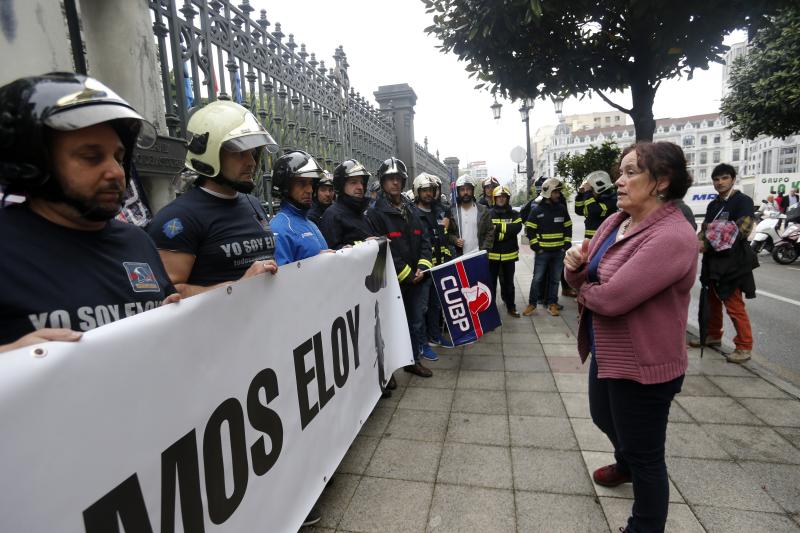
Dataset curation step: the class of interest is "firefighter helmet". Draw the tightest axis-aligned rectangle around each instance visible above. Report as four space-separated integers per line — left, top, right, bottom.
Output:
185 99 277 178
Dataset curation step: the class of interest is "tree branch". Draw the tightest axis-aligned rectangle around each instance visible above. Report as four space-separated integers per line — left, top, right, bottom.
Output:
595 90 632 114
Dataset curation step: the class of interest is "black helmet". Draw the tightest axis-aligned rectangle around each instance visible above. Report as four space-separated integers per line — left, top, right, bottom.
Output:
376 157 408 184
333 159 371 193
0 72 157 191
271 150 325 192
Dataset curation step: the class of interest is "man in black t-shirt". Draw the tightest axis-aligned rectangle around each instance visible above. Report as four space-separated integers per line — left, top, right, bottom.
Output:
0 73 177 352
149 100 280 297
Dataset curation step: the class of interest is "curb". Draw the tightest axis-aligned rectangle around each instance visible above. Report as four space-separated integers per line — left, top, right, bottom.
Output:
686 322 800 401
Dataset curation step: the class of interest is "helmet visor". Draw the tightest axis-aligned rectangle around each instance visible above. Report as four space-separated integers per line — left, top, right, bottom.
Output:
294 157 325 179
223 131 278 153
44 103 158 149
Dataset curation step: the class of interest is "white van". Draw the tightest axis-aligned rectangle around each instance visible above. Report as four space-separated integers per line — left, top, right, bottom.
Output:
683 183 749 217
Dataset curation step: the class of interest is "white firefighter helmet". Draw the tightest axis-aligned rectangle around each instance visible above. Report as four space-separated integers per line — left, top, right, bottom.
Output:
540 177 564 200
412 172 439 198
185 100 278 177
402 189 415 202
455 174 474 189
586 170 614 194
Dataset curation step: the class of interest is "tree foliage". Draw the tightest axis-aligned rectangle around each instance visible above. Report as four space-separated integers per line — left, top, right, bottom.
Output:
555 141 621 190
423 0 786 141
721 7 800 140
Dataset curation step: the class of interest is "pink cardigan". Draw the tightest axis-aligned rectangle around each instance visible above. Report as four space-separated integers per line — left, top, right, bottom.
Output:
565 202 697 384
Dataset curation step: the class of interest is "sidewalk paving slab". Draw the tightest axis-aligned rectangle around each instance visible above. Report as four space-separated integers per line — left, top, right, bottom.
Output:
301 263 800 533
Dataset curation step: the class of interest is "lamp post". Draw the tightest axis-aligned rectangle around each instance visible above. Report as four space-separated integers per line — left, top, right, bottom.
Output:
490 96 535 198
519 99 535 198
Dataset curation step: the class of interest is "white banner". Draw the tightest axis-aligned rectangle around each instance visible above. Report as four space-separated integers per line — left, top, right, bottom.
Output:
0 240 412 533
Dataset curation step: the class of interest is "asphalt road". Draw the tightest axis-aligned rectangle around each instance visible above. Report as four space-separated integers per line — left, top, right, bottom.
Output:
688 252 800 386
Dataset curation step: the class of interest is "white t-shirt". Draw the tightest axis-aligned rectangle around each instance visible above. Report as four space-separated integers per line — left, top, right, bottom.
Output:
459 203 479 254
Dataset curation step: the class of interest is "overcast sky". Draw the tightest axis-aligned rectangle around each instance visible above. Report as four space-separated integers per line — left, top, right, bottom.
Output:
252 0 746 181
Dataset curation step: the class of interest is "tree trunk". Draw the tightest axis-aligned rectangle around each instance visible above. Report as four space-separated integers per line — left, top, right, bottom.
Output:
630 80 656 142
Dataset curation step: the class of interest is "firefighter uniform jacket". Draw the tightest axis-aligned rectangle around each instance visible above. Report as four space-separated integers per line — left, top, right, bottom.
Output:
575 190 618 237
412 204 452 266
525 200 573 252
366 194 433 284
488 204 522 262
319 194 373 250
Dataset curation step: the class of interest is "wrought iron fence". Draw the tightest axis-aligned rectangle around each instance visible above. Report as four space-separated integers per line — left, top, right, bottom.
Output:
149 0 447 205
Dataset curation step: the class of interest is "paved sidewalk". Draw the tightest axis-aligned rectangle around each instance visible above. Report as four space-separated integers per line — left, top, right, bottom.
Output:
303 254 800 532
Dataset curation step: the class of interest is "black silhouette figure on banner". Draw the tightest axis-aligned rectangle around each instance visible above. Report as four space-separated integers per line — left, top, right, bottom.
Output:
373 300 388 392
364 238 388 293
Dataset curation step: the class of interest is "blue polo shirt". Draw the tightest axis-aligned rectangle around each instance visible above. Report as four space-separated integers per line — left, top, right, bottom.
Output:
271 201 328 266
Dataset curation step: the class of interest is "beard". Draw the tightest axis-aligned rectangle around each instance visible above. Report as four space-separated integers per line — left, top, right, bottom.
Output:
41 170 124 221
211 173 255 194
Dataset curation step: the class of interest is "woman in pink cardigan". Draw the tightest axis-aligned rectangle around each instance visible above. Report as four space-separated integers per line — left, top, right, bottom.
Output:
564 142 697 533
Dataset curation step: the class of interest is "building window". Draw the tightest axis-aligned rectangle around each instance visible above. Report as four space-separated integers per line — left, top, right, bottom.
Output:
700 152 707 164
713 135 721 144
762 150 772 173
683 136 694 147
700 135 707 145
713 151 720 164
686 152 695 164
699 168 707 179
615 116 620 122
732 148 740 161
779 146 797 173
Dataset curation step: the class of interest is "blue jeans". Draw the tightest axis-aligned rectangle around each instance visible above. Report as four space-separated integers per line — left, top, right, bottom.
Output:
424 280 441 340
529 250 564 305
588 356 684 533
402 278 430 362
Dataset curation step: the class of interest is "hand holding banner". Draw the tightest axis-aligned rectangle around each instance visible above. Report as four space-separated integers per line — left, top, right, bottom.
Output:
429 250 502 346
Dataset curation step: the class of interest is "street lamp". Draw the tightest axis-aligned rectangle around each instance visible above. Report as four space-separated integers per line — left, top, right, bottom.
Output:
491 98 503 120
490 96 535 198
552 96 565 116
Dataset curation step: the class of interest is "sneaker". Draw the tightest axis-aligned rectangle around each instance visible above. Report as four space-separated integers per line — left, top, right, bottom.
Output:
562 287 578 297
404 362 433 377
381 389 392 399
507 308 521 318
428 335 452 348
548 303 561 316
421 344 439 361
689 337 721 348
302 505 322 526
593 464 631 487
522 304 537 316
386 375 397 390
726 349 751 364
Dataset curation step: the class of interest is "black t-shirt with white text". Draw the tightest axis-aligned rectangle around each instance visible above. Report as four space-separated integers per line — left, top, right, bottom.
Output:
148 187 276 285
0 204 175 345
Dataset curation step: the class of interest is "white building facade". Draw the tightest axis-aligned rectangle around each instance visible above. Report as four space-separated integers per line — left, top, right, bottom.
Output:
465 160 489 184
536 112 749 185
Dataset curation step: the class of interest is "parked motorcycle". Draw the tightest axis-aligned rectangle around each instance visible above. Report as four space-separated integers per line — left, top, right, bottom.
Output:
751 208 784 254
772 203 800 264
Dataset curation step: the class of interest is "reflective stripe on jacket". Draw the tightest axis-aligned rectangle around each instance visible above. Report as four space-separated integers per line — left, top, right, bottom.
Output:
525 200 572 250
488 205 522 262
366 194 432 283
